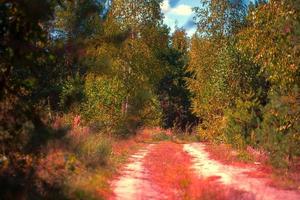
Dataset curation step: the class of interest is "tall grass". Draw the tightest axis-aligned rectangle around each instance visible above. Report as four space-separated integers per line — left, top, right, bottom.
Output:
76 134 112 167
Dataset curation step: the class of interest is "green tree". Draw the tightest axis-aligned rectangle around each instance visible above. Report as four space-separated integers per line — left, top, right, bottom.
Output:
187 0 267 141
237 0 300 166
157 28 197 130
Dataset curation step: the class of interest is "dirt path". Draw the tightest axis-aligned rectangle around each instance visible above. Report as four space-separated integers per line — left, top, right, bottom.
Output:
110 144 160 200
184 143 300 200
110 142 300 200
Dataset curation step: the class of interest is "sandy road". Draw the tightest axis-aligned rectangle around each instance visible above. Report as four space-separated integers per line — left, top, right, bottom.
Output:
184 143 300 200
110 144 162 200
110 142 300 200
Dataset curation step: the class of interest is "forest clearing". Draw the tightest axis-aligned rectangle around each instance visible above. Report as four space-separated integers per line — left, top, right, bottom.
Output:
1 0 300 199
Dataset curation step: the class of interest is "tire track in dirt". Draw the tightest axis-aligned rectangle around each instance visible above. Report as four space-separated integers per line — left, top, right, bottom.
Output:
110 144 161 200
184 143 300 200
110 142 300 200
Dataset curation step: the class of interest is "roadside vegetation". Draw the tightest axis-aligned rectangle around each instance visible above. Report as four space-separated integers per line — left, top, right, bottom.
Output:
187 0 300 169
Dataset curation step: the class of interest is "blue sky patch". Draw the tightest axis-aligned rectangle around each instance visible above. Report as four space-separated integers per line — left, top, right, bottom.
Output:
161 0 200 36
161 0 251 37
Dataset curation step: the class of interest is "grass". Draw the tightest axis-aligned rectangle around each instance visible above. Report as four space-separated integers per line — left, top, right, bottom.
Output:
66 132 145 199
33 122 149 200
144 141 250 200
149 128 201 144
204 142 300 191
76 134 112 167
151 131 171 141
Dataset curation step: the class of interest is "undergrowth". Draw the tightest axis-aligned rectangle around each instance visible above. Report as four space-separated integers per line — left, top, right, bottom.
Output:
144 142 253 200
8 116 147 200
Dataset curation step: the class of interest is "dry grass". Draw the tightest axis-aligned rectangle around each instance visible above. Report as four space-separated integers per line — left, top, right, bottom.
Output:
35 124 151 199
204 142 300 191
144 141 250 200
68 131 146 199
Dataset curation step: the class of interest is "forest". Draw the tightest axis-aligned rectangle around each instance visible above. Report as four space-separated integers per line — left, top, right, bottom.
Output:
0 0 299 199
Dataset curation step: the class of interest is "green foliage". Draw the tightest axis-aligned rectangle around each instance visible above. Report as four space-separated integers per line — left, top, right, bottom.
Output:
196 118 226 143
0 0 59 152
257 88 300 167
189 0 299 168
54 0 104 37
111 0 163 32
77 2 167 136
2 0 300 199
224 94 262 149
237 150 254 163
0 0 173 198
81 74 125 127
73 189 99 200
60 75 85 111
158 28 197 130
237 0 300 90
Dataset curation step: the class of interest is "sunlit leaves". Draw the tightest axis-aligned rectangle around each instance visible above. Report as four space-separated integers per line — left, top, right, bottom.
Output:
111 0 163 31
237 0 300 90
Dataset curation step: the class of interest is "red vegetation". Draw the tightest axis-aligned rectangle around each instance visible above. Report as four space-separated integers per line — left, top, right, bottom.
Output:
144 142 250 200
202 143 249 167
111 128 153 157
203 143 300 191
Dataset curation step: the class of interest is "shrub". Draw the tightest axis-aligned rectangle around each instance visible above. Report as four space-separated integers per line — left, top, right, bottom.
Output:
224 94 261 149
73 189 99 200
36 149 79 196
0 152 39 199
60 76 85 112
113 116 139 138
152 131 171 141
76 134 112 168
237 150 254 163
257 88 300 168
196 117 226 143
81 74 125 131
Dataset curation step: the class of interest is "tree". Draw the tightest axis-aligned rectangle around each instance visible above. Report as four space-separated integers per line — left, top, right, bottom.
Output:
76 0 167 135
237 0 300 91
0 0 59 152
157 28 197 131
187 0 266 141
237 0 300 165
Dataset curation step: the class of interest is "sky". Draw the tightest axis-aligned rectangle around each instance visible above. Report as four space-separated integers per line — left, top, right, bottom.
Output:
161 0 251 37
161 0 199 36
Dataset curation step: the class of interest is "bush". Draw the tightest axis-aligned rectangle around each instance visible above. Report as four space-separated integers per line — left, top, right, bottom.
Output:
35 149 79 198
152 131 171 141
196 117 226 143
112 116 138 138
76 134 112 168
257 88 300 168
81 74 126 131
36 150 68 187
224 94 261 149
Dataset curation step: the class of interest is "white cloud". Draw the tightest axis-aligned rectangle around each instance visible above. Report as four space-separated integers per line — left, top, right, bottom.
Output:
160 1 196 36
161 1 192 16
186 27 196 37
171 5 192 16
161 0 170 13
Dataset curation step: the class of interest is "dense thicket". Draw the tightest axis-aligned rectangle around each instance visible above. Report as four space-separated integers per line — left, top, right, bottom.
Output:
187 0 300 167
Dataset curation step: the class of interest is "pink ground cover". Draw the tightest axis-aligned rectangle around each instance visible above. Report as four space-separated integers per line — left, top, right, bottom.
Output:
144 142 248 200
